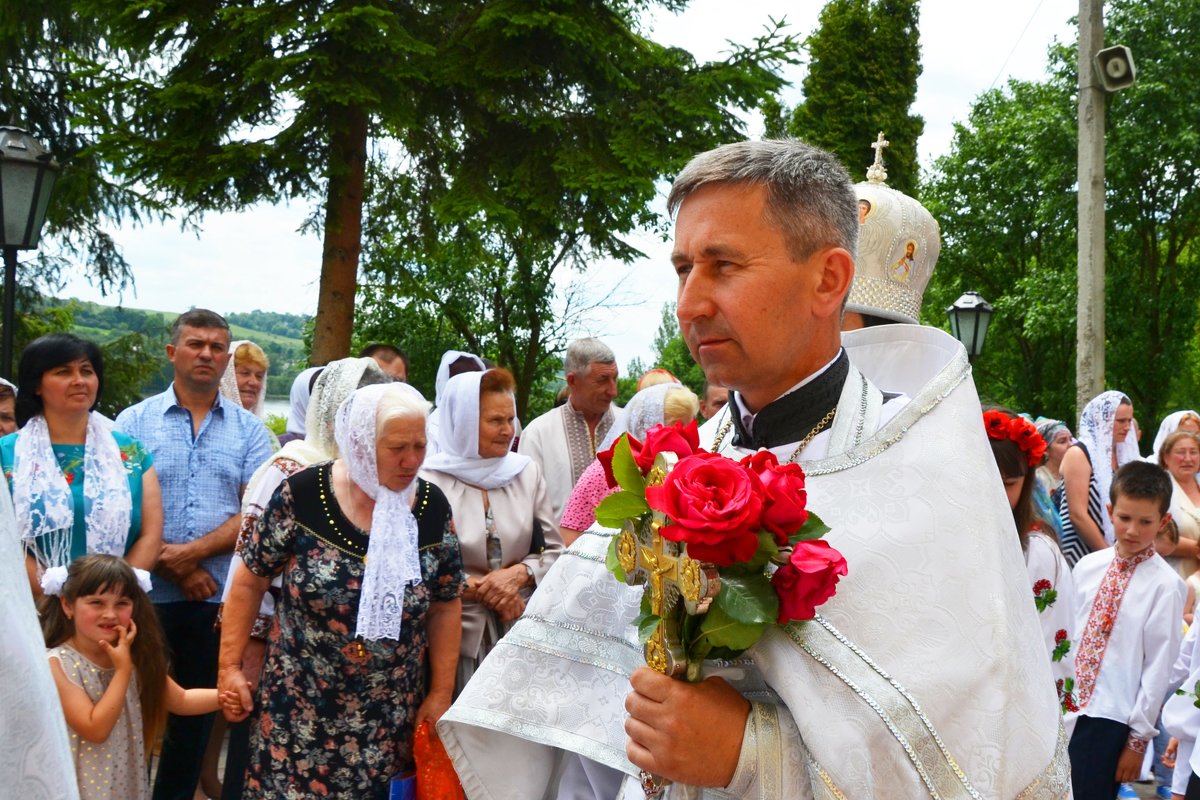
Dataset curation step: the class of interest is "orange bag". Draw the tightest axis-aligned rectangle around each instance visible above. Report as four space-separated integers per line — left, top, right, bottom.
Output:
413 720 466 800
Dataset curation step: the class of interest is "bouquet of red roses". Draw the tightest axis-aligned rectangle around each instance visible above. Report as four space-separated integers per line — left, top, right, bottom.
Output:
595 419 847 680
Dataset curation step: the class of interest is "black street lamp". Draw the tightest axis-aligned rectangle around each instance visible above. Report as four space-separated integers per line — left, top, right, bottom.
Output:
947 291 995 363
0 125 59 380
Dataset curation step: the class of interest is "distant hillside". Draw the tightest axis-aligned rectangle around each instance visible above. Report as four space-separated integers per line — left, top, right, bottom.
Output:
46 298 311 399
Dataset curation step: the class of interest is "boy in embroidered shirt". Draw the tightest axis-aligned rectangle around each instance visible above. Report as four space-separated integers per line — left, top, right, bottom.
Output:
1069 461 1187 800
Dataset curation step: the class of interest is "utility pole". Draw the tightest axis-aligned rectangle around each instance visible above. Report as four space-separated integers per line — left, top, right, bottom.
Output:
1076 0 1105 418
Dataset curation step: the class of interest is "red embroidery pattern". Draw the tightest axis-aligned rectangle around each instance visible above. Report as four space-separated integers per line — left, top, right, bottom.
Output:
1074 548 1156 708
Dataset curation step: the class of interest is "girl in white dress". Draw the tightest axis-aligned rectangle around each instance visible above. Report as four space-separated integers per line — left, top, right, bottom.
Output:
984 408 1078 721
42 555 226 800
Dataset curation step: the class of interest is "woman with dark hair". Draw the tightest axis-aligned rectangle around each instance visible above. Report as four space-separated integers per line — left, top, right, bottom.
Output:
420 368 562 691
0 334 163 595
983 408 1077 721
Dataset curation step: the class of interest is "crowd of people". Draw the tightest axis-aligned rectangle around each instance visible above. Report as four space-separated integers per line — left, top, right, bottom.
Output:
4 135 1200 800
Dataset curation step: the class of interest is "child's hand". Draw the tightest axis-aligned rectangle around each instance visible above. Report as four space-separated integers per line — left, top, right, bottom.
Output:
99 620 138 672
219 689 251 722
1115 744 1144 783
1163 737 1179 768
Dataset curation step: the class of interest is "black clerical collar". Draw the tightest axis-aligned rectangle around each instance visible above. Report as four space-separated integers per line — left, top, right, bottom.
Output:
730 350 849 450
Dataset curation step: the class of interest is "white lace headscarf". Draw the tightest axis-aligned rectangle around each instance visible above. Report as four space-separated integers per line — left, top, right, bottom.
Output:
1077 390 1137 542
13 412 131 572
218 340 268 418
422 372 530 489
285 366 324 436
598 382 684 451
335 382 431 641
243 357 391 506
1149 410 1200 464
434 350 486 407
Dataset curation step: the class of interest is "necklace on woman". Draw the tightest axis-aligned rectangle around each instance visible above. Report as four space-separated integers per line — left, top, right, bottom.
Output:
712 405 838 464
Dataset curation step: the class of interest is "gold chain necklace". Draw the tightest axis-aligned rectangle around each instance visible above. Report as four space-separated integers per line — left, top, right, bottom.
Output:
712 404 838 464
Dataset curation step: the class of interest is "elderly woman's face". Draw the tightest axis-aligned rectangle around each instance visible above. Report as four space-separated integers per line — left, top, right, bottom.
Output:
478 391 516 459
1165 436 1200 480
375 415 427 492
1048 430 1072 465
235 362 266 410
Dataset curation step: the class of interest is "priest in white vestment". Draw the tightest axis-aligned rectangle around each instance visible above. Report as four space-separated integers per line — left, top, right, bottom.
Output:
519 337 620 524
439 139 1068 799
0 478 80 800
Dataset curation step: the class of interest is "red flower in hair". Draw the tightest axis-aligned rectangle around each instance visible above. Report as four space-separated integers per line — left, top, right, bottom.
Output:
982 411 1047 468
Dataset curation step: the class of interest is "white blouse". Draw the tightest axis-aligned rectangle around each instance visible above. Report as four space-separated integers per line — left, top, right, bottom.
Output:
1025 532 1076 711
1070 548 1186 742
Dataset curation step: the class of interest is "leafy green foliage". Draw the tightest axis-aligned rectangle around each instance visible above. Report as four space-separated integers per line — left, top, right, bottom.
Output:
922 0 1200 426
693 603 767 653
594 492 650 529
712 573 779 625
791 511 830 543
766 0 924 194
611 435 646 494
605 534 626 583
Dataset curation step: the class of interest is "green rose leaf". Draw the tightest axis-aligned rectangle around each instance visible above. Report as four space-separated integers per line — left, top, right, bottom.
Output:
714 573 779 625
595 491 650 529
606 534 626 582
695 602 767 652
612 435 646 494
635 612 662 645
790 511 831 543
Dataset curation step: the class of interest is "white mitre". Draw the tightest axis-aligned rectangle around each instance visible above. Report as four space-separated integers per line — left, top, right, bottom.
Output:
438 325 1068 800
848 132 941 324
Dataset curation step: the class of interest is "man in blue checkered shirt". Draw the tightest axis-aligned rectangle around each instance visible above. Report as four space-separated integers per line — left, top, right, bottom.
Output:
116 308 272 800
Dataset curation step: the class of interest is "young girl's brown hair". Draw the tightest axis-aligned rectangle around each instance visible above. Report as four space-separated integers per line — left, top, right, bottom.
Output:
41 554 170 757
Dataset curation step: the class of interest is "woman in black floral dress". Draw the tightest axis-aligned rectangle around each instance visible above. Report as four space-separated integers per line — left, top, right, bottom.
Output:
218 384 464 799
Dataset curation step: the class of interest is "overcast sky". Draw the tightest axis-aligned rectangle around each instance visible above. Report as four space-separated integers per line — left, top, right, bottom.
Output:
50 0 1077 371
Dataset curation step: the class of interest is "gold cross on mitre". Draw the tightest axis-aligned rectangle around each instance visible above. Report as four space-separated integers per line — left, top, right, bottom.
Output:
615 452 720 678
867 130 890 185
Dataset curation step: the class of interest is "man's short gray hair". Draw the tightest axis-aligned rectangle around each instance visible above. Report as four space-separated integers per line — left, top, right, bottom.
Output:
564 337 616 377
666 139 859 263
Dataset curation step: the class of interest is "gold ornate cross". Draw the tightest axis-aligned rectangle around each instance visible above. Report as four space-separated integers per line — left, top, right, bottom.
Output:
615 454 720 677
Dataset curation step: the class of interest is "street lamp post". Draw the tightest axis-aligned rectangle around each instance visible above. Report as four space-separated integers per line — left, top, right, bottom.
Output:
947 291 995 364
0 125 60 380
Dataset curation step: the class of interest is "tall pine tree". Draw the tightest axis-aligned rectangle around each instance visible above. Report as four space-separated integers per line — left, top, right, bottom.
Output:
765 0 923 194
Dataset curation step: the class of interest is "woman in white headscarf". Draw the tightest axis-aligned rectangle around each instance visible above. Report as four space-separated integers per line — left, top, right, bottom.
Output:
1058 390 1137 566
219 340 270 417
559 382 699 545
420 368 562 692
277 366 323 446
218 383 463 800
213 357 391 800
1148 409 1200 464
426 350 486 455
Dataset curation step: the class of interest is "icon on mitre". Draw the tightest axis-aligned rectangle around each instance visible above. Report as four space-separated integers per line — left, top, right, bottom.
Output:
891 240 916 283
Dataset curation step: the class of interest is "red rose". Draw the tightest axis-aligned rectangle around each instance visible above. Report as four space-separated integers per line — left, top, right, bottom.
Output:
1055 628 1068 644
741 450 808 544
1033 578 1052 594
771 539 848 623
645 451 764 566
597 434 644 488
634 420 700 474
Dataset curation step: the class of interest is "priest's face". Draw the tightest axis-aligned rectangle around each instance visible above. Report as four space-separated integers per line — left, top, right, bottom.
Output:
673 182 848 412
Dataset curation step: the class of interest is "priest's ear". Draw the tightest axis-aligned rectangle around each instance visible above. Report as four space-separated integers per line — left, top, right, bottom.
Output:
810 246 856 319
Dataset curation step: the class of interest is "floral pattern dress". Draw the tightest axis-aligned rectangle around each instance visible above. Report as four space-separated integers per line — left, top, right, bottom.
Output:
240 463 464 800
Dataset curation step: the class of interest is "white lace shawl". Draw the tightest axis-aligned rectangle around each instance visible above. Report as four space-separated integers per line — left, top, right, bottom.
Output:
1150 409 1200 464
285 366 324 436
218 340 267 418
334 383 427 641
13 413 132 570
422 372 529 490
1077 389 1138 542
596 382 681 451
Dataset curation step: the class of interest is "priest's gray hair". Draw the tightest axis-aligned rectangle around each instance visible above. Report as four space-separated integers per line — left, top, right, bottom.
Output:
564 337 616 377
667 139 859 263
374 384 432 439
